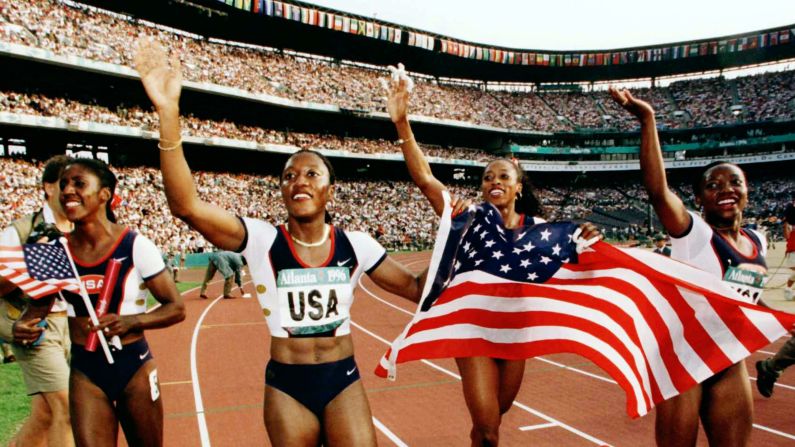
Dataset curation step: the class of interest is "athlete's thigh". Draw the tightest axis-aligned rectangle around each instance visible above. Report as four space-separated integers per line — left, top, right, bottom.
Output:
700 361 753 447
654 384 702 447
263 385 321 447
116 361 163 447
69 370 118 447
456 357 501 425
323 380 376 447
496 359 525 414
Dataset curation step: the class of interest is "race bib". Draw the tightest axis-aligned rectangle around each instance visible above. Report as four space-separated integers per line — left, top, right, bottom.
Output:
276 267 352 336
723 265 767 304
149 369 160 402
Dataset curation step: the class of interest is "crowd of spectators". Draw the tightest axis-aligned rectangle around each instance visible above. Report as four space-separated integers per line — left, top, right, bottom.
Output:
1 0 794 134
0 91 492 161
2 158 790 254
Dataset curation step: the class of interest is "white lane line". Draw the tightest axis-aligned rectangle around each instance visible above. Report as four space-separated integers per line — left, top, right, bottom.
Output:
753 424 795 440
191 295 224 447
187 277 254 446
354 283 610 446
352 321 461 380
519 422 558 431
510 401 612 446
748 376 795 392
147 278 225 313
373 416 409 447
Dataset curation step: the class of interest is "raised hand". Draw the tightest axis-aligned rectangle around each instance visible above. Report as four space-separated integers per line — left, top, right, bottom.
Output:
608 86 655 122
383 63 414 124
134 38 182 112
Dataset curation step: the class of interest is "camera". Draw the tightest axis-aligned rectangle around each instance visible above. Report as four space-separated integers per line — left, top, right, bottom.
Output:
26 222 64 244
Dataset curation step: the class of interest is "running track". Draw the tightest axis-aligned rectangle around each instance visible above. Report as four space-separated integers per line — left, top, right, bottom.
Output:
143 253 795 446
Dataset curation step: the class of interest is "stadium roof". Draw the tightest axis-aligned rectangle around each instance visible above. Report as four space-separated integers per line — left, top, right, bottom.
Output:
74 1 795 82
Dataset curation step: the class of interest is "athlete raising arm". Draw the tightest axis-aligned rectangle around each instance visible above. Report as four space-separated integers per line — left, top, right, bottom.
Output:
134 39 474 446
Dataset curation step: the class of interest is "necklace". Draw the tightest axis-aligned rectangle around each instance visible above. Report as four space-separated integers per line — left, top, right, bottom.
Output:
287 223 330 248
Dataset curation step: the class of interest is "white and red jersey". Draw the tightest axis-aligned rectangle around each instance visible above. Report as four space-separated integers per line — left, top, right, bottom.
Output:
671 211 767 304
239 218 386 338
61 228 165 317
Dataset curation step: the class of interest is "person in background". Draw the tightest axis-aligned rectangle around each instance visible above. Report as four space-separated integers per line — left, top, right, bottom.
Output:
652 234 671 257
755 201 795 397
0 155 74 447
199 250 250 299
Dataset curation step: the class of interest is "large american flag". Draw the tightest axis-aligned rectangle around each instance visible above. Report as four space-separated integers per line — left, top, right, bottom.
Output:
375 200 795 418
0 242 80 299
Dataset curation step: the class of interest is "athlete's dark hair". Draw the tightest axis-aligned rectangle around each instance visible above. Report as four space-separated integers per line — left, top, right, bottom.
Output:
785 202 795 225
691 160 745 195
41 155 74 199
64 158 117 223
484 158 544 218
283 149 337 223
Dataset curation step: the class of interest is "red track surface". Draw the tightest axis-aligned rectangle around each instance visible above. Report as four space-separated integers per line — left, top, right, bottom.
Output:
145 253 795 446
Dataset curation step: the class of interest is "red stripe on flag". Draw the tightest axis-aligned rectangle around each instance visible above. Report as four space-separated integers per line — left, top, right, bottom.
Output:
404 308 654 410
552 274 729 383
432 279 701 393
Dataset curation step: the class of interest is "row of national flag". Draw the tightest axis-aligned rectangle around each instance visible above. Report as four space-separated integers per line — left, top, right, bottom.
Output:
221 0 401 44
220 0 795 67
438 29 793 66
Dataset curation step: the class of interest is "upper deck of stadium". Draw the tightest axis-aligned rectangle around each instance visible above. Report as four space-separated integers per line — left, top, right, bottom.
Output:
76 0 795 83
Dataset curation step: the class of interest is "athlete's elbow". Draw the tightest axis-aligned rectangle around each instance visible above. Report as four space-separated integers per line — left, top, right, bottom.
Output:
410 276 424 304
171 301 186 325
166 198 193 221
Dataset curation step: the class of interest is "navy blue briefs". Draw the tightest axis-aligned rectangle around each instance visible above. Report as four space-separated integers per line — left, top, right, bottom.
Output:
265 356 360 419
71 338 153 402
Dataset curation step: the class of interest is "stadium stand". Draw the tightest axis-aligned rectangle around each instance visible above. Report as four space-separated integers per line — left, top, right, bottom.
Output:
0 0 793 254
0 0 794 132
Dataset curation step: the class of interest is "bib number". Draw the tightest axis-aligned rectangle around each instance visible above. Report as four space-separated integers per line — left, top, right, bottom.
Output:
148 369 160 402
723 265 767 304
277 267 352 336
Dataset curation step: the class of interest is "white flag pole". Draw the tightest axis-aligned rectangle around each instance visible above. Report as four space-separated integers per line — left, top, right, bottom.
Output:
58 238 114 364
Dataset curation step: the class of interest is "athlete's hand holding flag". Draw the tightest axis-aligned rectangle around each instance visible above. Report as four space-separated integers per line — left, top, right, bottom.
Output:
0 235 116 363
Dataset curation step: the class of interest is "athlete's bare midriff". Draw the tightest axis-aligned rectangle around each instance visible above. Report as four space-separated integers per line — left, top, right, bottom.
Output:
270 334 354 364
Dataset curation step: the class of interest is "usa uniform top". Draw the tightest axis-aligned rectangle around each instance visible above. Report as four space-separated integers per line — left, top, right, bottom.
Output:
61 229 166 317
671 211 767 304
238 218 387 338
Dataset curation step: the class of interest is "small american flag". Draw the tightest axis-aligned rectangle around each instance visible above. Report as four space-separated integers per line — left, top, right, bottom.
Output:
376 200 795 418
0 242 80 299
